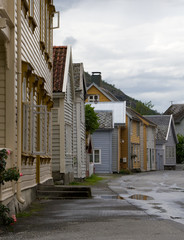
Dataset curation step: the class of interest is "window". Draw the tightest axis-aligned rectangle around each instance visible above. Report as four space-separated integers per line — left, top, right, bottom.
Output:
94 149 100 163
23 103 51 155
22 77 27 102
166 146 175 158
91 149 101 164
88 95 99 103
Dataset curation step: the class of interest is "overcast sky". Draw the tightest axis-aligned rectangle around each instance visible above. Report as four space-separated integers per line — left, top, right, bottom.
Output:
53 0 184 113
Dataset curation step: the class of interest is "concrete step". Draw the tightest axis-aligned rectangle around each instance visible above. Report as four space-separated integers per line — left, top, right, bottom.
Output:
36 185 92 199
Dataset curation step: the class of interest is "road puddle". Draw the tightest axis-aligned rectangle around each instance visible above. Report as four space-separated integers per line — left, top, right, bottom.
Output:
95 195 124 200
129 194 154 200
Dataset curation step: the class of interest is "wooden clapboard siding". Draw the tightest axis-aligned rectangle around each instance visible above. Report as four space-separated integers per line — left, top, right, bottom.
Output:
21 1 52 96
0 43 5 147
112 127 118 172
52 108 60 171
92 130 112 173
40 162 52 184
64 75 74 173
21 162 37 190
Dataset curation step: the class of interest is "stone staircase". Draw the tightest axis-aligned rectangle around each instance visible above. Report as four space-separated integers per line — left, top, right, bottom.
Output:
37 184 92 200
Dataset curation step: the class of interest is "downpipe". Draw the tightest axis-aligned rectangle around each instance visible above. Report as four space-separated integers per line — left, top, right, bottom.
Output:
16 0 25 204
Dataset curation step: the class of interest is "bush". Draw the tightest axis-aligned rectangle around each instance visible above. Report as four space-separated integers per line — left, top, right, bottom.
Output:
0 149 20 226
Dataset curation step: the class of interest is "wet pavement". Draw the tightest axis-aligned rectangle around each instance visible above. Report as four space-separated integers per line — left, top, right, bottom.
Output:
0 172 184 240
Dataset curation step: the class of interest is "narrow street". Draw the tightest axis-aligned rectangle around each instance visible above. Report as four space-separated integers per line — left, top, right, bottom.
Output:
1 171 184 240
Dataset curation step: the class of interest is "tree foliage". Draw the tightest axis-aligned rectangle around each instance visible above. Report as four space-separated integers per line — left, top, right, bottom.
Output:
176 134 184 164
135 101 159 115
85 104 99 134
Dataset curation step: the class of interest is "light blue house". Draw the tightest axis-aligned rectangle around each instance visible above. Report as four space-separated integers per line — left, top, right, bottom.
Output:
89 102 126 173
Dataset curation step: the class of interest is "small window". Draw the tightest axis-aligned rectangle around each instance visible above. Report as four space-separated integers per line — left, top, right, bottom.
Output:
88 95 99 103
22 77 27 102
92 149 101 164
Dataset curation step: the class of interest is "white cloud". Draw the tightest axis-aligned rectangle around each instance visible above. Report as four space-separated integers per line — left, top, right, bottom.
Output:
54 0 184 113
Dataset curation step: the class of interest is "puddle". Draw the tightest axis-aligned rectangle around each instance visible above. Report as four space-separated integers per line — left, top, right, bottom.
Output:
129 194 154 201
94 195 124 200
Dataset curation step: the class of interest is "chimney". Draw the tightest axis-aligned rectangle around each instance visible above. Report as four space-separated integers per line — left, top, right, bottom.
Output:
91 72 102 87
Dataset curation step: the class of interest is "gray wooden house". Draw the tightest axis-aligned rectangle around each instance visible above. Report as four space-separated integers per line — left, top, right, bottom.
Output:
145 115 178 170
92 111 113 173
73 63 87 179
164 104 184 137
89 102 126 173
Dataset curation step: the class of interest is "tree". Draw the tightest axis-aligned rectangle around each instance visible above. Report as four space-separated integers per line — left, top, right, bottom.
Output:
176 134 184 164
85 104 99 134
135 101 157 115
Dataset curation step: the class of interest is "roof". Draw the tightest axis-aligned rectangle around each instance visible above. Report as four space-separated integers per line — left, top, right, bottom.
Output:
87 102 126 126
164 104 184 123
144 115 172 143
95 111 113 129
87 83 119 102
126 107 141 122
126 107 157 127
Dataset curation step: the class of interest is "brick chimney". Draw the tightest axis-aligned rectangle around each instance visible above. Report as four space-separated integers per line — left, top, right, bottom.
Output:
91 72 102 87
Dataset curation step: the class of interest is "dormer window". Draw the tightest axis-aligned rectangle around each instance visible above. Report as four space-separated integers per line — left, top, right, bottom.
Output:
88 95 99 103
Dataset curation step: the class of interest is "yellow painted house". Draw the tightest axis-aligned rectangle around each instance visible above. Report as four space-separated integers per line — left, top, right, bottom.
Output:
0 0 57 213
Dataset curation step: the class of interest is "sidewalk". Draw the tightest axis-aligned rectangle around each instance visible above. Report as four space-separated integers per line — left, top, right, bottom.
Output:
1 174 184 240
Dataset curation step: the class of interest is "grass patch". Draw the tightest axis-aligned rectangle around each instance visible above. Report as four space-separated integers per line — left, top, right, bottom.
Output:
70 174 105 186
16 202 42 218
119 169 132 175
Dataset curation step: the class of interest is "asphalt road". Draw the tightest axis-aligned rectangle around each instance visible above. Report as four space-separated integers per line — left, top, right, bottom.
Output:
1 171 184 240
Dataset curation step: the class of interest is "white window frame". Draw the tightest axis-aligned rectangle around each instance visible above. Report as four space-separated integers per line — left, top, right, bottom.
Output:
32 105 47 155
92 149 101 164
22 103 51 155
88 95 99 103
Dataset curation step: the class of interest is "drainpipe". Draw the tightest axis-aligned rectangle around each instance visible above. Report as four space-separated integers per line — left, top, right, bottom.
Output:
16 0 25 204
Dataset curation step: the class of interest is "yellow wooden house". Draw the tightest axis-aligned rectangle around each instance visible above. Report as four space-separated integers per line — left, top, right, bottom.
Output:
0 0 57 213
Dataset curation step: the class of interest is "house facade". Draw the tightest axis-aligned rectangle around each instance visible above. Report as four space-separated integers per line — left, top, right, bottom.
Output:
52 47 87 183
73 63 87 179
89 102 126 173
0 0 56 212
164 104 184 137
145 115 178 170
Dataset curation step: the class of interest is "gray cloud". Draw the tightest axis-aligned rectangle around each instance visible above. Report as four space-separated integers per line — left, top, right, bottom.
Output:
63 36 78 46
54 0 184 113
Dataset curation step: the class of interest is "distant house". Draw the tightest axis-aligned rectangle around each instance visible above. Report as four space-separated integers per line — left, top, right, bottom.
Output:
91 111 114 173
144 115 178 170
86 72 119 103
126 108 157 171
88 102 126 173
164 104 184 137
73 63 87 179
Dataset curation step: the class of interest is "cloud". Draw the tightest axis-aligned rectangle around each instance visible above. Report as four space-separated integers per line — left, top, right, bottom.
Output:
54 0 184 113
63 36 78 46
